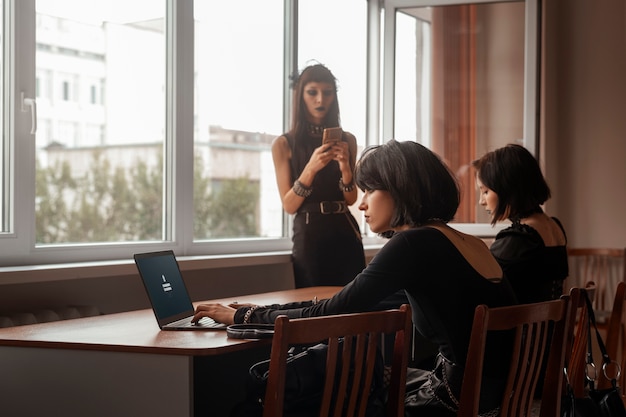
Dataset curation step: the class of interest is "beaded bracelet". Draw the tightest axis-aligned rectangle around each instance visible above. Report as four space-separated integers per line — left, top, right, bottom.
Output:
243 306 261 324
339 178 355 193
293 180 313 198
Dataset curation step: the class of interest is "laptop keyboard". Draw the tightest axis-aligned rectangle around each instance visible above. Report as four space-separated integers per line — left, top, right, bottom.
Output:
169 316 225 329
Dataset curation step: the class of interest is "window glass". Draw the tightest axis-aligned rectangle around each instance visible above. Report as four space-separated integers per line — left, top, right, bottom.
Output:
193 1 284 241
395 11 431 147
298 0 367 149
395 2 525 225
34 0 166 244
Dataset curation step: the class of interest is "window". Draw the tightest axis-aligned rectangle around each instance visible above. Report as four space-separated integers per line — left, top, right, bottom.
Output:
36 69 51 101
89 84 96 104
383 0 538 234
1 0 539 266
61 80 70 101
34 0 166 248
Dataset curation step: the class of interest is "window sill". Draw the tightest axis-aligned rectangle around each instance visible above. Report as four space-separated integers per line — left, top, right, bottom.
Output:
0 246 385 286
0 251 292 285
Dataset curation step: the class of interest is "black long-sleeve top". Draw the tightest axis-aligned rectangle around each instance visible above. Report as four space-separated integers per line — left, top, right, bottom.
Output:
235 227 517 369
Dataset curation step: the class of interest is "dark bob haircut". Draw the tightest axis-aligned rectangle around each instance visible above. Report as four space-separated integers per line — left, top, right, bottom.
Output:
355 140 460 237
472 144 551 225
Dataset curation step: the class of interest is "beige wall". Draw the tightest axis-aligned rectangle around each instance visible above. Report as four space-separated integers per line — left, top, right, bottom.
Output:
543 0 626 248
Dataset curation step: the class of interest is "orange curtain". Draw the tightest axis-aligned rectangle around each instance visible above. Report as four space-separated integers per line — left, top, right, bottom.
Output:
431 5 477 223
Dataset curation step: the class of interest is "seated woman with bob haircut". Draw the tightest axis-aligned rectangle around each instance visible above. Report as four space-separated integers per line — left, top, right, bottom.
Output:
472 143 568 304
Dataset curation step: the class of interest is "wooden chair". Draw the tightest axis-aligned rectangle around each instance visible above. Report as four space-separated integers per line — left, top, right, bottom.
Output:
567 248 626 323
458 297 573 417
564 283 597 398
262 304 412 417
598 281 626 396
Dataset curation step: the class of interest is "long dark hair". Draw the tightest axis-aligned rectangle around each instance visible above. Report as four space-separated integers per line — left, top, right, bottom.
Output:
356 140 460 237
472 144 551 225
289 63 341 139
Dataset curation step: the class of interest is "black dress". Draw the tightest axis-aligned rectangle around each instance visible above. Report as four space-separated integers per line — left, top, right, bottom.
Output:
490 217 569 304
286 132 365 288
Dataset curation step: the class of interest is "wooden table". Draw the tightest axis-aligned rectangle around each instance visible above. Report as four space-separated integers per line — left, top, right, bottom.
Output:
0 286 341 417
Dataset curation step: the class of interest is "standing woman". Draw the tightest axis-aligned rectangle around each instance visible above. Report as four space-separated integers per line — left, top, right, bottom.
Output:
472 144 569 304
271 63 365 288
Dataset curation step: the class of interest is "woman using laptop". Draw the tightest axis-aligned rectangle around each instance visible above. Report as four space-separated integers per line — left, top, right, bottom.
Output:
193 140 518 416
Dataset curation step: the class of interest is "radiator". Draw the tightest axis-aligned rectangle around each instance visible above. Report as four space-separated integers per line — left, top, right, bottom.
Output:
0 305 101 328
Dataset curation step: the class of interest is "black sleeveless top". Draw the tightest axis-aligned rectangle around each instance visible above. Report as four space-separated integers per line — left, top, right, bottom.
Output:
490 217 568 303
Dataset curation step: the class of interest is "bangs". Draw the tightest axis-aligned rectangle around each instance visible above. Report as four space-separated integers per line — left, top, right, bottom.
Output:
298 65 336 89
355 146 384 191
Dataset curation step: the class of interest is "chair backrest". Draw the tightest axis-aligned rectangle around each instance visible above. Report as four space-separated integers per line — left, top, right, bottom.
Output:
598 281 626 393
262 304 413 417
566 248 626 319
565 283 598 398
458 297 573 417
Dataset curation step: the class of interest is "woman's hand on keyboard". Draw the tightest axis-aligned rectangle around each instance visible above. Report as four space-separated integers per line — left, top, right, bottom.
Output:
192 303 236 325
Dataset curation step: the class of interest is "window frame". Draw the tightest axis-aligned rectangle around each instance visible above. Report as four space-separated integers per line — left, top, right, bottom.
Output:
377 0 539 239
382 0 539 153
5 0 36 261
1 0 539 266
2 0 296 266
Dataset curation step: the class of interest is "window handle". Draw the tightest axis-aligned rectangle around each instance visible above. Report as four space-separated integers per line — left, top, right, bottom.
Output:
20 92 37 135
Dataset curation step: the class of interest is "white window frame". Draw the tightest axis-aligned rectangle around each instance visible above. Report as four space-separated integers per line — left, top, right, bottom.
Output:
1 0 540 266
2 0 295 266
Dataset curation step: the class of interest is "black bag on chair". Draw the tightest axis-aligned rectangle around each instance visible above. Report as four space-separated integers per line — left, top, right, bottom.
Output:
230 343 328 417
562 383 625 417
562 385 599 417
562 291 626 417
230 340 386 417
588 385 626 417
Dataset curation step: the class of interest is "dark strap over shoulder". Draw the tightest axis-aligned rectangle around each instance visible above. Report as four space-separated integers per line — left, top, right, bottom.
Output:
551 217 568 243
283 132 294 147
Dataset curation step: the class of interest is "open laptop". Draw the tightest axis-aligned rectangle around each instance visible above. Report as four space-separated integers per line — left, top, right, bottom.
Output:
134 250 227 330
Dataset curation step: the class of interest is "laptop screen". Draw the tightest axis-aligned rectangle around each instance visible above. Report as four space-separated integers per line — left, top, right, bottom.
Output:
134 251 194 322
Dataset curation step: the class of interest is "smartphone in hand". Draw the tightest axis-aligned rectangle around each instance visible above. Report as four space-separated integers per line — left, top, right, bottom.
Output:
322 127 343 145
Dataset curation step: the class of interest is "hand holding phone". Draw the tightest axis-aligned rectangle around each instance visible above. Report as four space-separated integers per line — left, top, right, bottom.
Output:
322 127 343 145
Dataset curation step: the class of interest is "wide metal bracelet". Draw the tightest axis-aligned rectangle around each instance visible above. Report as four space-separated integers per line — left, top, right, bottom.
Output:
243 306 261 324
339 178 355 192
293 180 313 197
